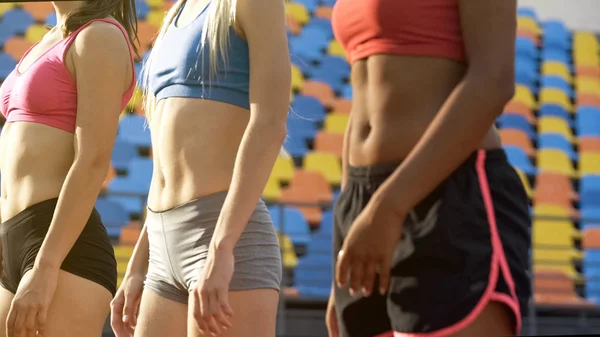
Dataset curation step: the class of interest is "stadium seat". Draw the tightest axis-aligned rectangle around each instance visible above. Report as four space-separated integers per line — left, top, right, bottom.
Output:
542 61 572 83
535 172 577 206
576 107 600 138
0 53 17 80
285 2 310 25
539 88 573 113
268 206 311 245
315 5 333 20
516 37 539 60
291 64 304 91
541 76 573 98
24 24 47 44
576 65 600 79
577 93 600 109
576 78 600 96
314 131 343 158
117 115 151 148
137 21 158 53
534 270 578 300
304 151 342 185
537 149 576 177
503 145 536 176
580 137 600 153
579 153 600 176
271 156 295 183
324 113 349 134
497 114 536 141
134 0 150 19
513 84 537 109
316 55 350 80
291 95 327 122
284 133 309 157
289 169 332 203
514 167 533 199
318 210 334 235
517 17 541 37
21 2 53 22
515 59 538 90
541 49 570 64
287 113 318 140
341 85 352 100
4 37 33 63
280 187 322 225
580 175 600 209
538 116 575 142
332 99 352 115
301 80 335 107
293 254 332 299
107 158 153 195
279 234 299 268
290 34 325 62
95 198 130 237
542 20 571 49
503 100 536 124
263 176 282 201
538 133 577 161
499 129 535 157
146 9 165 29
539 104 571 123
107 195 144 216
327 40 346 59
1 9 35 36
304 18 335 41
581 208 600 229
111 139 138 171
583 228 600 250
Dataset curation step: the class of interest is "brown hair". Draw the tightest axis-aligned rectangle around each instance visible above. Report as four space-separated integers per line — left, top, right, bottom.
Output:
62 0 139 57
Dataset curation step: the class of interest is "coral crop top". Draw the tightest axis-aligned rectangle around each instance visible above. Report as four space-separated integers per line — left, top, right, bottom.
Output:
0 19 136 133
331 0 466 64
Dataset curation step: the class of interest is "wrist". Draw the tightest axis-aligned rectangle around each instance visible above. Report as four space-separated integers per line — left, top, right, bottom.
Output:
210 238 235 254
34 255 62 272
372 185 410 216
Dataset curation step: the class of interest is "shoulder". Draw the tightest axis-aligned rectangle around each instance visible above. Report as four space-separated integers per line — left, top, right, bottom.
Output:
71 20 131 60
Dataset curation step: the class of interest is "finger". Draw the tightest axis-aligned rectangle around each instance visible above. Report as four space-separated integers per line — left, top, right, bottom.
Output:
6 305 16 337
348 259 365 297
123 292 138 327
214 288 232 329
192 290 207 334
206 290 222 336
110 295 133 337
378 256 392 295
335 251 351 288
361 260 378 297
12 306 26 337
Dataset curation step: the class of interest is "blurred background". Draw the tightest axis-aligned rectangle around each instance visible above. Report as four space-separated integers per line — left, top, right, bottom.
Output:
1 0 600 335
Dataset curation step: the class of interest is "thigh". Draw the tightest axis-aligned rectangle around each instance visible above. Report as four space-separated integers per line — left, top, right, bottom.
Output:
0 286 14 337
134 288 187 337
29 270 112 337
450 302 513 337
187 289 279 337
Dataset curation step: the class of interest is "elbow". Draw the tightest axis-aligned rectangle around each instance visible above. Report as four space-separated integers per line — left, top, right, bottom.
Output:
469 64 515 116
74 153 111 181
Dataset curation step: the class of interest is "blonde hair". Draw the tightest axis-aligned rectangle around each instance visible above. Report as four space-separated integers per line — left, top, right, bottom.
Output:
140 0 237 120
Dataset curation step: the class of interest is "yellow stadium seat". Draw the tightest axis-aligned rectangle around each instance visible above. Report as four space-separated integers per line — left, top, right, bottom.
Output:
533 248 582 273
533 220 579 246
114 245 134 258
324 113 349 134
279 234 298 268
25 24 48 44
576 78 600 96
539 88 573 112
0 3 15 17
285 2 310 25
146 9 165 29
263 176 282 201
291 64 304 92
537 117 575 142
304 152 342 185
574 31 599 53
574 53 600 68
271 156 295 183
542 62 572 83
513 167 533 199
579 152 600 176
517 17 541 36
328 40 347 59
513 85 537 109
145 0 164 8
537 149 576 177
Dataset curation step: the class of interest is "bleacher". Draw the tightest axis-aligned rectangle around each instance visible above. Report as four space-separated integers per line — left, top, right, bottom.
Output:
1 0 600 324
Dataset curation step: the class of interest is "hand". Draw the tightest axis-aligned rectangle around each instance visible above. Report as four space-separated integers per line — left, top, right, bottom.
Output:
335 195 405 297
6 265 58 337
111 273 145 337
325 293 339 337
190 246 234 336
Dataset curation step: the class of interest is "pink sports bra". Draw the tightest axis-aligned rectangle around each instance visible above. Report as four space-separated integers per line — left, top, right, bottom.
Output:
0 18 136 133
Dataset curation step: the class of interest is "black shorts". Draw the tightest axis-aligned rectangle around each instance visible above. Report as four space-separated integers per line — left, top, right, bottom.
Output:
0 198 117 296
333 149 531 337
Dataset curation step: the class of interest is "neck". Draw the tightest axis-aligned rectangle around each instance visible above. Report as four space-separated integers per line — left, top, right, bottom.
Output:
52 1 85 27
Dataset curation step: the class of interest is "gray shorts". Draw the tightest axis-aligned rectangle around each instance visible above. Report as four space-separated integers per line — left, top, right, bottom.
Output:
144 191 282 304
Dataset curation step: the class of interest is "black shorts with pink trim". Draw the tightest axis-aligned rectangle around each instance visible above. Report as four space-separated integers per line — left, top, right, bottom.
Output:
333 149 531 337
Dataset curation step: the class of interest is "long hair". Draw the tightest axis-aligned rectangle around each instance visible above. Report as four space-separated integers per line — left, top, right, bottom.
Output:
62 0 139 57
140 0 237 120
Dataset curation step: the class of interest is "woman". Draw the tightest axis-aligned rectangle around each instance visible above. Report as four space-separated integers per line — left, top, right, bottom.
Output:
110 0 290 336
327 1 531 337
0 1 137 336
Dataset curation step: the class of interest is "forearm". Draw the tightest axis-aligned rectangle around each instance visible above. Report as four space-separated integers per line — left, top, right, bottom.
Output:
126 224 149 276
35 161 108 270
374 75 511 213
211 122 286 251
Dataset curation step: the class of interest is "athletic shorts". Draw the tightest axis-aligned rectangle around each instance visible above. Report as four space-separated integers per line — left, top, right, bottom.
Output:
144 191 282 304
333 149 531 337
0 198 117 296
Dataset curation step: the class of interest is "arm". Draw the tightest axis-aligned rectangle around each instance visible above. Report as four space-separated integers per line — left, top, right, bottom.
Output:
210 0 290 252
371 0 517 213
34 23 133 271
126 225 150 277
341 114 352 190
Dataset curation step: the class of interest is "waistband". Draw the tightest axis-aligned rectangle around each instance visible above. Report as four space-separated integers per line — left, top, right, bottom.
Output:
1 198 59 235
348 149 508 183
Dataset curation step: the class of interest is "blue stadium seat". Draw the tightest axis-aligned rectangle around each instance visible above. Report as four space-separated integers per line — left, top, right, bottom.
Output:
541 75 573 98
106 195 144 216
516 37 539 60
1 9 35 36
45 12 57 26
341 85 353 100
118 115 151 148
294 254 332 299
576 107 600 138
111 139 138 171
317 56 350 79
283 134 309 157
268 206 311 246
290 36 324 63
291 55 313 77
503 146 536 175
0 53 17 80
581 208 600 230
0 22 14 46
306 232 332 261
319 210 333 235
541 49 570 64
134 0 150 20
518 7 537 20
291 95 326 122
304 17 334 40
538 133 577 160
580 176 600 209
107 157 153 195
309 68 345 93
95 198 130 237
515 58 538 91
496 114 536 140
287 115 318 140
542 20 571 51
539 104 571 124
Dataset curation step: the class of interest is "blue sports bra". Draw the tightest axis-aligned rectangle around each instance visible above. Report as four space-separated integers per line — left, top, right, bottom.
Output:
148 2 250 109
